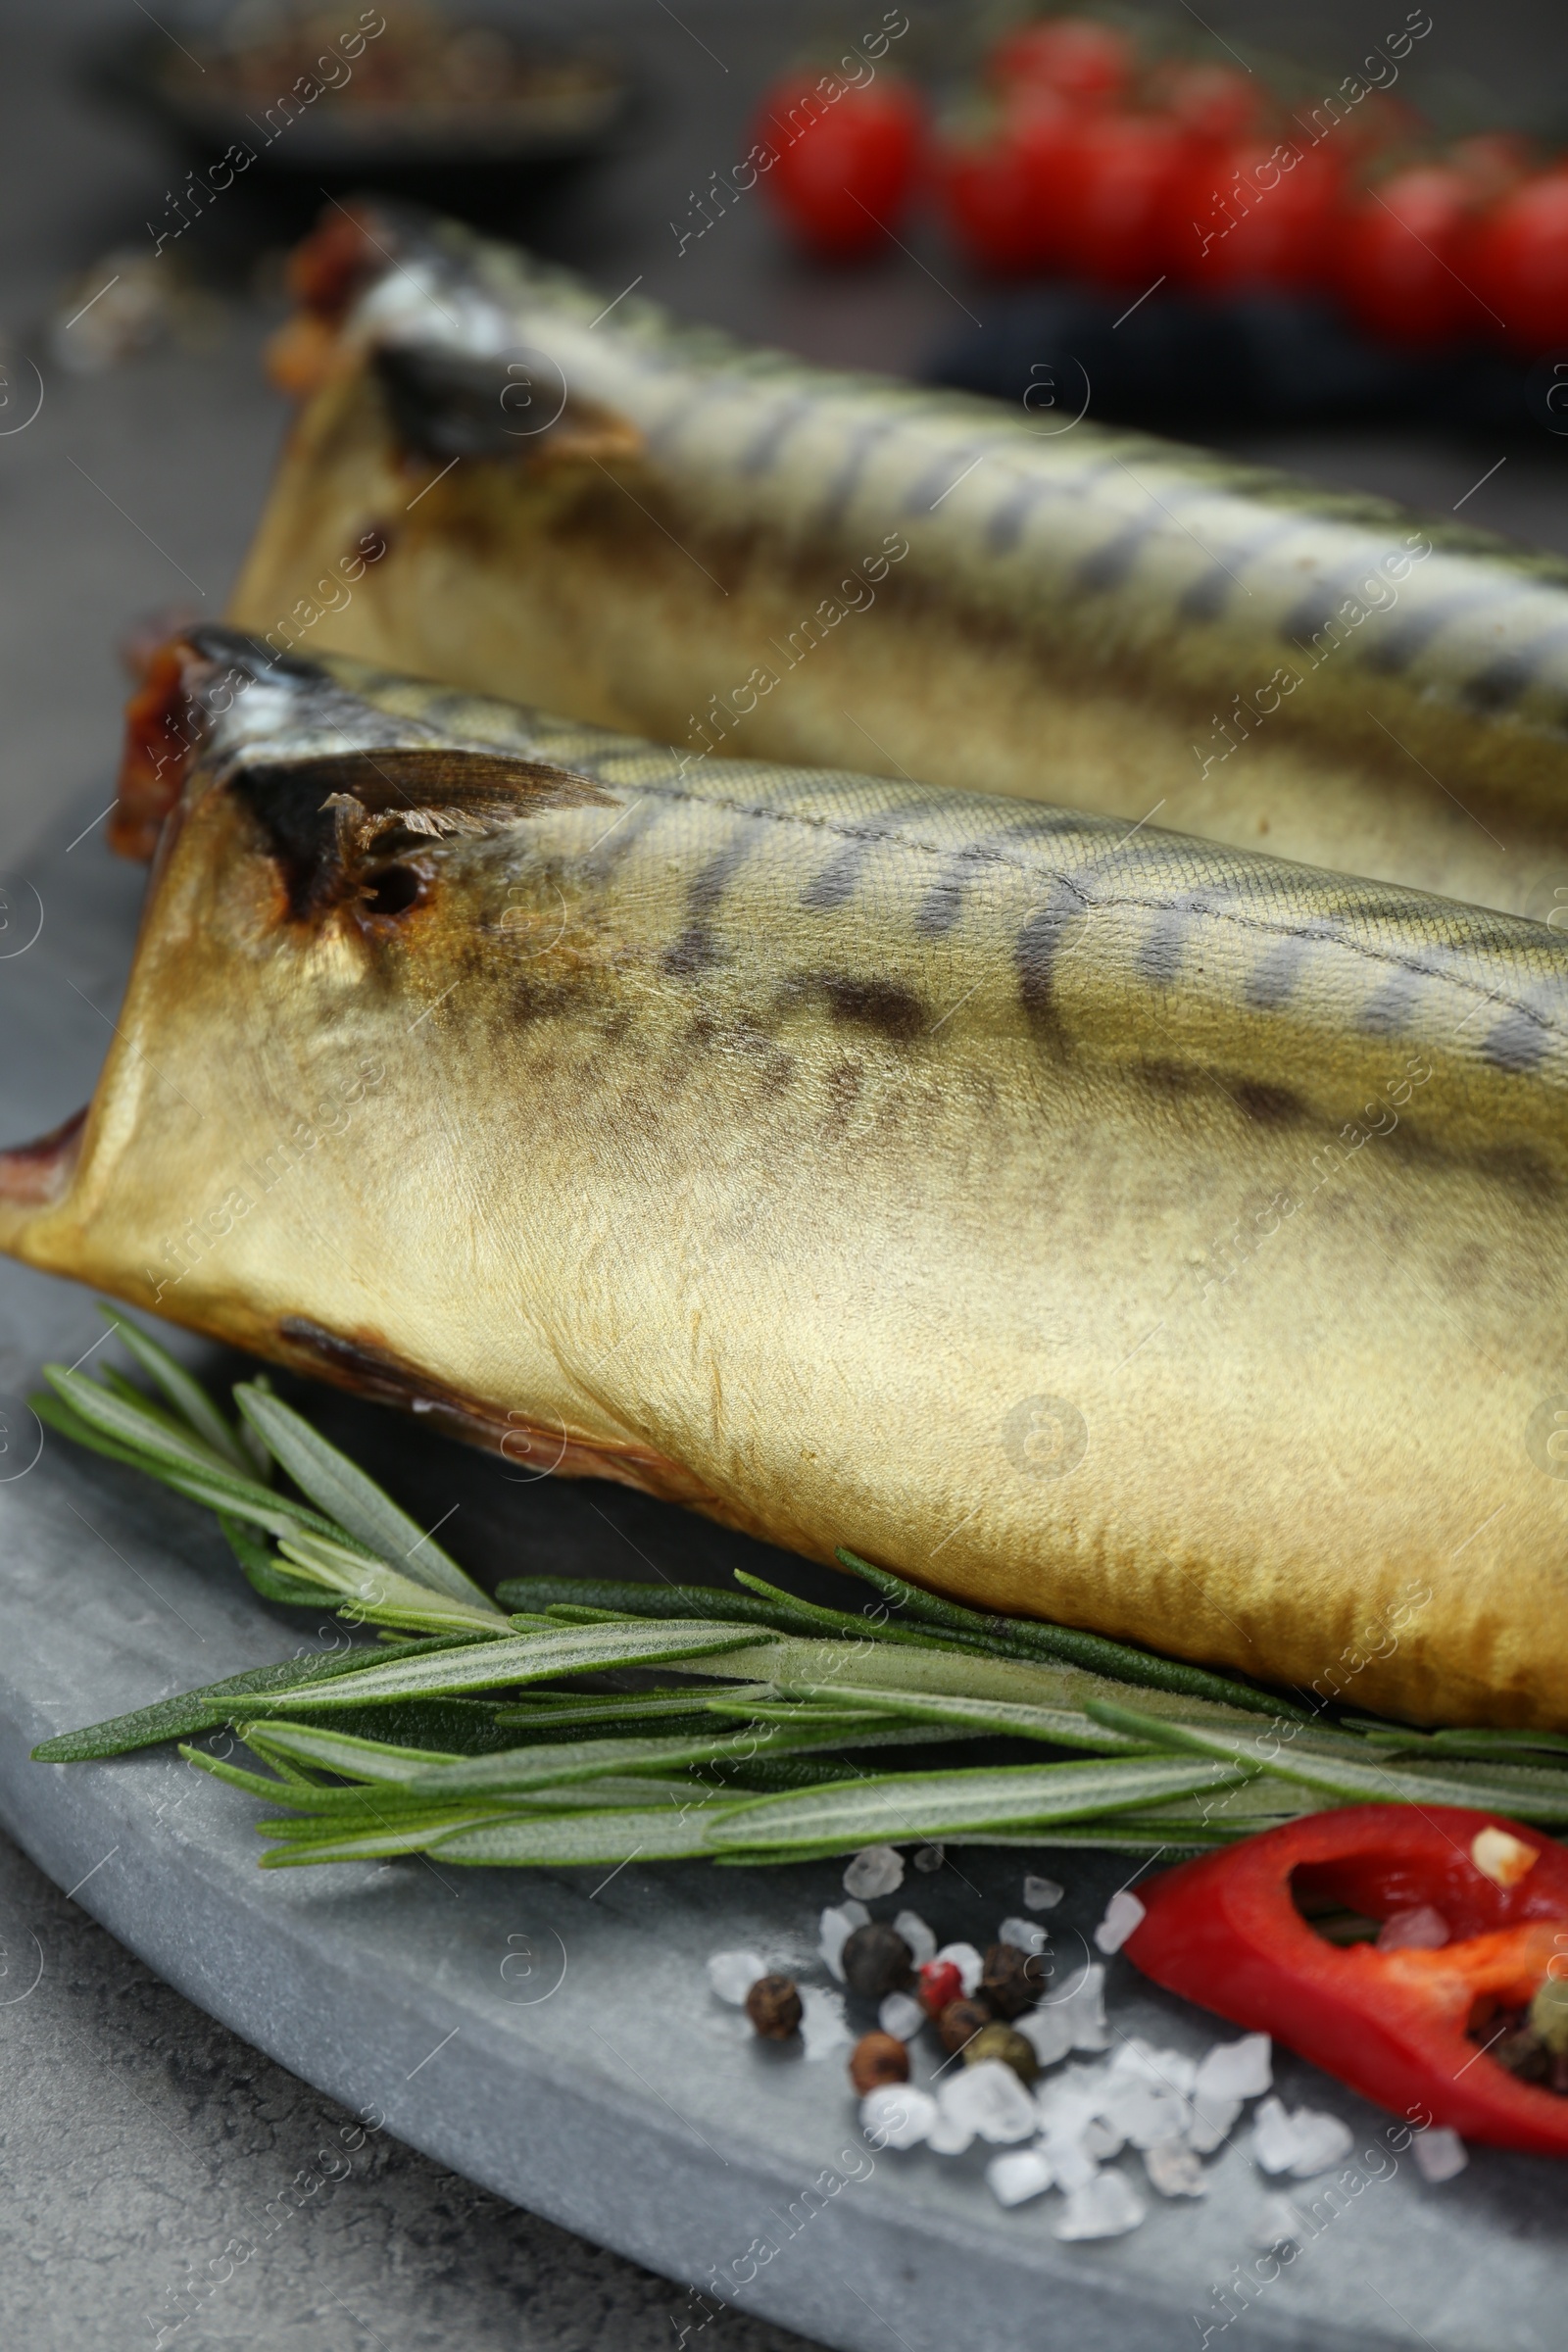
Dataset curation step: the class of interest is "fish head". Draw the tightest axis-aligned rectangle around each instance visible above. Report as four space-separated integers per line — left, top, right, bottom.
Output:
0 631 622 1434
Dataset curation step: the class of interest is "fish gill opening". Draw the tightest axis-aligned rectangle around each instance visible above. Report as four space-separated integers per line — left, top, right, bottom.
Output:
225 745 615 924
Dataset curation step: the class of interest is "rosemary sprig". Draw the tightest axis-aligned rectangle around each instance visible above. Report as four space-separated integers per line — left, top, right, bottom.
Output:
834 1547 1312 1720
31 1637 495 1762
234 1384 495 1613
31 1307 1568 1875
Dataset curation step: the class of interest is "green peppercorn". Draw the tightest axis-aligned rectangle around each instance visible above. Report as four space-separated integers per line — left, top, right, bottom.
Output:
963 2022 1039 2085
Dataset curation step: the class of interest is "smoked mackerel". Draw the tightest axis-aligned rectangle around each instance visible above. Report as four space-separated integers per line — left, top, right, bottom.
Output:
214 201 1568 920
14 628 1568 1729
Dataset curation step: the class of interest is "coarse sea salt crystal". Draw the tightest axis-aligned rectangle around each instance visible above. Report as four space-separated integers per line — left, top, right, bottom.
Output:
925 2109 975 2157
1251 2096 1353 2179
1250 2191 1305 2250
1412 2127 1468 2183
1094 1889 1147 1955
879 1990 925 2041
843 1844 906 1900
1102 2081 1191 2151
1016 2003 1074 2070
1024 1873 1065 1911
986 2148 1054 2208
1278 2109 1354 2180
1035 2068 1104 2188
1185 2093 1242 2155
861 2084 937 2150
1376 1904 1449 1953
1035 2061 1107 2129
819 1900 871 1982
1109 2038 1197 2095
939 2059 1039 2144
1016 1966 1111 2074
800 1985 852 2061
933 1939 985 1995
913 1843 945 1873
1194 2034 1272 2104
893 1908 937 1966
1056 1961 1110 2051
998 1915 1051 1957
706 1949 766 2005
1053 2171 1147 2239
1143 2138 1207 2198
1082 2116 1125 2161
1046 2133 1100 2193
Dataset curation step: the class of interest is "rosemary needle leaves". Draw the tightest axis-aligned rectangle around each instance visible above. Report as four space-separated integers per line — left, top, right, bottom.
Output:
29 1306 1568 1873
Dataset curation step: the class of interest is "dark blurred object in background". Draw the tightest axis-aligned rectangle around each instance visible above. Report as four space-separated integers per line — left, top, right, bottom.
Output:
926 284 1568 434
88 0 635 236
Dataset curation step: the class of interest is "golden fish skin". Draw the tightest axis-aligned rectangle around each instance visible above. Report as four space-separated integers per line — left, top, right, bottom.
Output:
224 203 1568 919
11 628 1568 1730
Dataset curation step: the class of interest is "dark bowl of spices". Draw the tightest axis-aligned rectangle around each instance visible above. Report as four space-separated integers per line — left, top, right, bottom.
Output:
86 0 636 237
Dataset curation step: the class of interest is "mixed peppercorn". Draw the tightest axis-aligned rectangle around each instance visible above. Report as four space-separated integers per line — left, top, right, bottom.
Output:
742 1916 1053 2101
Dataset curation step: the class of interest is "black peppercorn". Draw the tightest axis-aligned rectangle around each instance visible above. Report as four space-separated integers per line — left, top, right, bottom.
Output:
841 1922 914 2000
745 1973 803 2040
935 1994 994 2055
981 1939 1048 2020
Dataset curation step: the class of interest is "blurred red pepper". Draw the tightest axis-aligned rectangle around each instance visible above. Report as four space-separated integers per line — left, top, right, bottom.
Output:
1338 164 1484 346
1124 1807 1568 2156
757 74 926 260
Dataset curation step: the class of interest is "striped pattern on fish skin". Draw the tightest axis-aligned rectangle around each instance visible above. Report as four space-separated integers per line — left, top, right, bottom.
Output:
9 630 1568 1728
227 202 1568 920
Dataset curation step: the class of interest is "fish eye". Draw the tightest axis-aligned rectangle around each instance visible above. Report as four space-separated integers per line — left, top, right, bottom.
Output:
360 862 424 918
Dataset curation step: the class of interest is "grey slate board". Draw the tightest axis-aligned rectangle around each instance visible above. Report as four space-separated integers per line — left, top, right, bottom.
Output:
0 794 1565 2352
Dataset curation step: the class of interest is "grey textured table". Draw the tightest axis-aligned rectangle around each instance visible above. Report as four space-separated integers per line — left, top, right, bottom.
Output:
2 3 1568 2348
0 1833 813 2352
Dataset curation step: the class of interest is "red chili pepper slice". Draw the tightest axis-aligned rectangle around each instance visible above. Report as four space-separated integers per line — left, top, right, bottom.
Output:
1123 1807 1568 2155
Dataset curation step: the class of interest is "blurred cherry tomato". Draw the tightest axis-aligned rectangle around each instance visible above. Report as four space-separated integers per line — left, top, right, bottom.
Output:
1060 114 1187 286
1465 171 1568 354
1154 62 1267 143
1447 132 1534 203
1330 91 1428 167
937 91 1086 275
1337 165 1482 346
1173 137 1346 290
987 16 1132 106
756 74 926 259
938 122 1050 273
